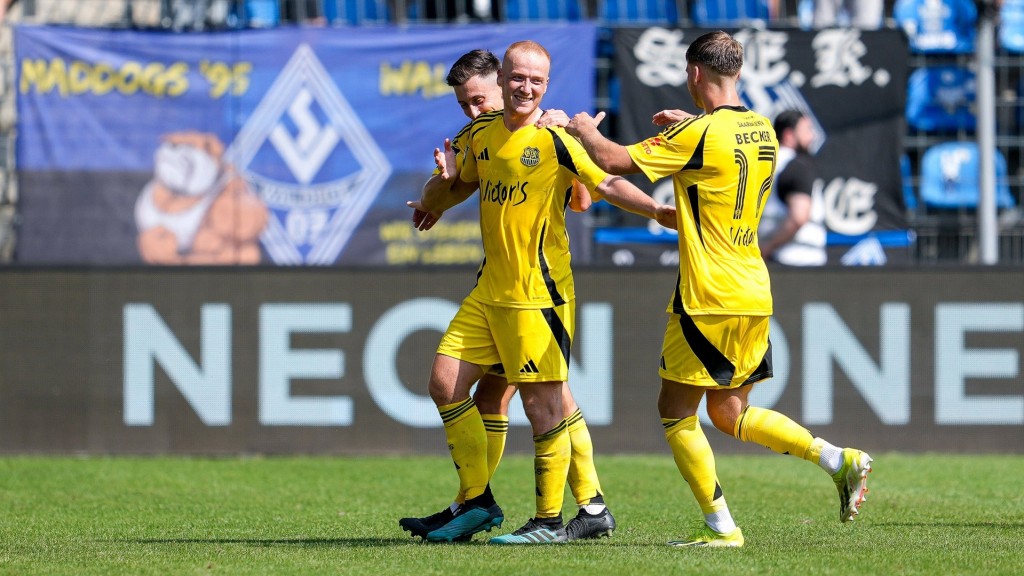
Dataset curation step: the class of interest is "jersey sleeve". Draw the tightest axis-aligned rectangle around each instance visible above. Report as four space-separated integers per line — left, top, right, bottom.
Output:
625 117 706 183
548 128 608 191
458 126 479 184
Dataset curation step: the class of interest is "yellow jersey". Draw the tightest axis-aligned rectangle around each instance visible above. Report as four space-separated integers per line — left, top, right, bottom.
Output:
627 105 776 316
460 110 608 308
433 120 473 177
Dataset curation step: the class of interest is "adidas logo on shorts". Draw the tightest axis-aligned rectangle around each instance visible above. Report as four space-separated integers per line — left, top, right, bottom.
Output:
519 359 540 374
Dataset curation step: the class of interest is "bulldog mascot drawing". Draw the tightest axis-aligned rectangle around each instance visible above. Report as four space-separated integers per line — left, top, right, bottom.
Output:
136 131 268 264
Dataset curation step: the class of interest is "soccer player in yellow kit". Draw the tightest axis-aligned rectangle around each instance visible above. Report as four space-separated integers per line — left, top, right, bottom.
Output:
407 41 674 544
399 49 617 543
564 30 872 547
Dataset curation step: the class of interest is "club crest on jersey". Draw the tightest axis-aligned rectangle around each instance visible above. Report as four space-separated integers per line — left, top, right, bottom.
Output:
520 146 540 167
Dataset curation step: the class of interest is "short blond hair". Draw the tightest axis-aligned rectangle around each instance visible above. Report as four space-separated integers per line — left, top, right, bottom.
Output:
503 40 551 70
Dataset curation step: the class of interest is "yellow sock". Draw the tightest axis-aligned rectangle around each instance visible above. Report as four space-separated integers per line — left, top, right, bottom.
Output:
663 416 726 515
534 420 571 519
454 414 508 504
438 398 489 501
734 406 814 459
566 409 603 505
482 414 509 482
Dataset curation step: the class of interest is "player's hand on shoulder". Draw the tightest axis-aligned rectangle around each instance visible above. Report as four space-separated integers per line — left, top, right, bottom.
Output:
535 109 569 129
565 111 605 138
652 109 693 126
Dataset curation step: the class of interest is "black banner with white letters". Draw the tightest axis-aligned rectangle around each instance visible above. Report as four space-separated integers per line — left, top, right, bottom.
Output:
611 27 910 265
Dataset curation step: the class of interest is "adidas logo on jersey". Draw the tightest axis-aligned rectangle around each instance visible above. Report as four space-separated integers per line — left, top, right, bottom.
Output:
519 359 540 374
477 148 490 160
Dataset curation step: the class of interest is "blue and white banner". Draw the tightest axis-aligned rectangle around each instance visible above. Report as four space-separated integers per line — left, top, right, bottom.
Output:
14 24 597 265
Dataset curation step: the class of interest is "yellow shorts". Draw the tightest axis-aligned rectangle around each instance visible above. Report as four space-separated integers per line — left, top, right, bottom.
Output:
658 312 773 389
437 296 575 384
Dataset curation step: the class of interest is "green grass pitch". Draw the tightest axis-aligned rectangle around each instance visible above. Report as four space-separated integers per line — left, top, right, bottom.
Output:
1 454 1021 575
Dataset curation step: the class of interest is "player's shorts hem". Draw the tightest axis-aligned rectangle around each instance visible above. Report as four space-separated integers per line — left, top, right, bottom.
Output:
659 369 774 390
503 373 568 385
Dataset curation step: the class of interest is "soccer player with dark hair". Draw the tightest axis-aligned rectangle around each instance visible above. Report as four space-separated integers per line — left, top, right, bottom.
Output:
759 108 826 266
399 48 617 543
564 30 871 547
406 40 674 544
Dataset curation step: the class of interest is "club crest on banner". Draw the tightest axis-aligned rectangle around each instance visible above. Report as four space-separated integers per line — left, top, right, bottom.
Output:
227 44 391 265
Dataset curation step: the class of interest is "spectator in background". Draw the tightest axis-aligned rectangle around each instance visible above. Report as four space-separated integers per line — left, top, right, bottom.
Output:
759 109 827 266
811 0 884 28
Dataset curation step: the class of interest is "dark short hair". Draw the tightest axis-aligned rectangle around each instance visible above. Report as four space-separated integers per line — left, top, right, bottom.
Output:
446 49 501 87
773 109 805 139
685 30 743 77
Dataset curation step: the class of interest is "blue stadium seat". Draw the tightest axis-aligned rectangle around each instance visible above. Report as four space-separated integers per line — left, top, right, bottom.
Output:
1001 0 1024 53
905 66 977 133
599 0 678 23
245 0 279 27
691 0 769 26
505 0 584 21
901 154 918 212
893 0 977 54
323 0 389 24
919 142 1015 210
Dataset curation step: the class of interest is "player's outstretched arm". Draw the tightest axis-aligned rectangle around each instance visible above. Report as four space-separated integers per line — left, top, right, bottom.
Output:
596 175 676 230
535 110 601 213
535 109 606 131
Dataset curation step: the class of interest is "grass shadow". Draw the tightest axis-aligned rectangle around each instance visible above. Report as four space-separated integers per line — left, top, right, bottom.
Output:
873 521 1024 529
125 537 438 547
122 537 665 548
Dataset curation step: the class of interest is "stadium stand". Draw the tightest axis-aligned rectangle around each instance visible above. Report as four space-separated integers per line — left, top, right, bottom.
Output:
1 0 1022 264
1001 0 1024 53
246 0 281 26
322 0 389 24
901 154 918 214
893 0 978 54
690 0 769 26
598 0 679 22
905 66 977 133
919 142 1014 210
913 141 1019 261
505 0 584 20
